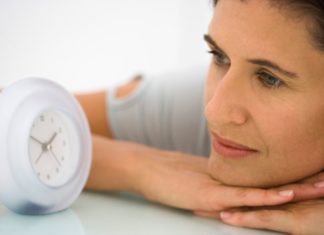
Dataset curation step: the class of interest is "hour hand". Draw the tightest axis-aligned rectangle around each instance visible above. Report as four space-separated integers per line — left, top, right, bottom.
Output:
30 135 44 145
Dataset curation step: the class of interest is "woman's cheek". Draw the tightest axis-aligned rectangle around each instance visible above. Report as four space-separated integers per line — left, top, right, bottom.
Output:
262 107 324 183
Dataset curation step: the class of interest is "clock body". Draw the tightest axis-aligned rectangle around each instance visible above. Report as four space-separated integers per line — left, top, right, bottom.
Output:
0 78 92 215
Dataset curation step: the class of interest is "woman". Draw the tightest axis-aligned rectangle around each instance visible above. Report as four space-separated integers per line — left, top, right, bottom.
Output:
77 0 324 234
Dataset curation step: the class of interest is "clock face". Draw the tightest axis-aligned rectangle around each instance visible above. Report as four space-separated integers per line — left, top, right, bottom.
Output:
28 111 78 187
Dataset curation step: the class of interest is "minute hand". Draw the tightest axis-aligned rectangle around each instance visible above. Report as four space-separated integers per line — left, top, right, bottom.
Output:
47 132 58 145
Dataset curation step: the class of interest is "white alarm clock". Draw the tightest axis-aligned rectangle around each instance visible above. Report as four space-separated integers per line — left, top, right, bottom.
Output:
0 77 92 215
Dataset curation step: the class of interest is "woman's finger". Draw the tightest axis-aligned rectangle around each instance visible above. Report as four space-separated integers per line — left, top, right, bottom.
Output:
202 186 294 210
276 182 324 202
219 209 296 234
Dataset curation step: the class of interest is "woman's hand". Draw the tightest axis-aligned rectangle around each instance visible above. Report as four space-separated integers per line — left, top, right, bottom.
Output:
214 172 324 235
217 199 324 235
136 150 324 212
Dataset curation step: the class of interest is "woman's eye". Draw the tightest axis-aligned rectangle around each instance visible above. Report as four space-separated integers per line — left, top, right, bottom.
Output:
257 71 284 89
207 50 230 66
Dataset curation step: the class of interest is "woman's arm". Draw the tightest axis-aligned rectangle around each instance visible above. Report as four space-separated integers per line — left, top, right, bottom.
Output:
86 134 299 211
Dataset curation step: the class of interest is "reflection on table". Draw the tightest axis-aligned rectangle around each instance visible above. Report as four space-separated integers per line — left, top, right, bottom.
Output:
0 191 283 235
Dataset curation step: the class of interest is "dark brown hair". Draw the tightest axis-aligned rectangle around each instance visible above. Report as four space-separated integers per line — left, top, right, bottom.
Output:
213 0 324 51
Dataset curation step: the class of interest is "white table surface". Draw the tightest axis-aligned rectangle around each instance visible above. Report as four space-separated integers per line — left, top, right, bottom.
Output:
0 191 284 235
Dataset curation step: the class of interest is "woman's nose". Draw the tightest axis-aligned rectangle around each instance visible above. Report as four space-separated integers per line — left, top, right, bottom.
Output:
205 72 249 127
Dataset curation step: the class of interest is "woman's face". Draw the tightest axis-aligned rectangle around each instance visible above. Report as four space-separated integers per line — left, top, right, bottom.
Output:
205 0 324 187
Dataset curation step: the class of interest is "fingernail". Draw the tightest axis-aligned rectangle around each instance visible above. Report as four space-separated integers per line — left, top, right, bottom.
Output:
314 181 324 188
220 211 232 220
278 190 294 197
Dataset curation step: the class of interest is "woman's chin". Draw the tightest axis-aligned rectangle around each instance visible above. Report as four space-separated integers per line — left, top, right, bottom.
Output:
207 155 293 188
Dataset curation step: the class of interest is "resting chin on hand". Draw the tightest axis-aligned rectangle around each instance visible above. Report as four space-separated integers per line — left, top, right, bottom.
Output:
195 171 324 235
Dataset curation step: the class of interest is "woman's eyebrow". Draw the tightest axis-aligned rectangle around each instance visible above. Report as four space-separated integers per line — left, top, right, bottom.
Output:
204 34 227 55
204 34 299 79
248 59 299 79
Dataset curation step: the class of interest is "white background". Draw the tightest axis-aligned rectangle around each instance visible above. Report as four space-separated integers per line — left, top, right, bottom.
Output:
0 0 213 92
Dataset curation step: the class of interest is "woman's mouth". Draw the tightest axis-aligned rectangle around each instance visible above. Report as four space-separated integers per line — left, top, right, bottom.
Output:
211 132 259 159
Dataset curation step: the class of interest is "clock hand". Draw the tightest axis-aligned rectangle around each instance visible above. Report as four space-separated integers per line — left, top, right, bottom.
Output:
34 132 60 166
49 149 62 167
47 132 58 145
35 150 45 164
30 136 45 145
35 141 49 164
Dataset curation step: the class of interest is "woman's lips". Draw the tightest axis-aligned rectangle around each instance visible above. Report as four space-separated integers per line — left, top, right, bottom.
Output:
212 132 258 159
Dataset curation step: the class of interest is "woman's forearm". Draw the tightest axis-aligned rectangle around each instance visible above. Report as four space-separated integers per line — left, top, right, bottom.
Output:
85 134 164 193
84 134 324 219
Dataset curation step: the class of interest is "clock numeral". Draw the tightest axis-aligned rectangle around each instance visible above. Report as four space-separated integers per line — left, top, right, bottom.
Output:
47 174 50 180
40 115 45 122
61 156 65 161
56 168 60 173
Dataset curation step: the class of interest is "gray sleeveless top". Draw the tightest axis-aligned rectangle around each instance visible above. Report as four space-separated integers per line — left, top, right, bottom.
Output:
107 68 210 157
